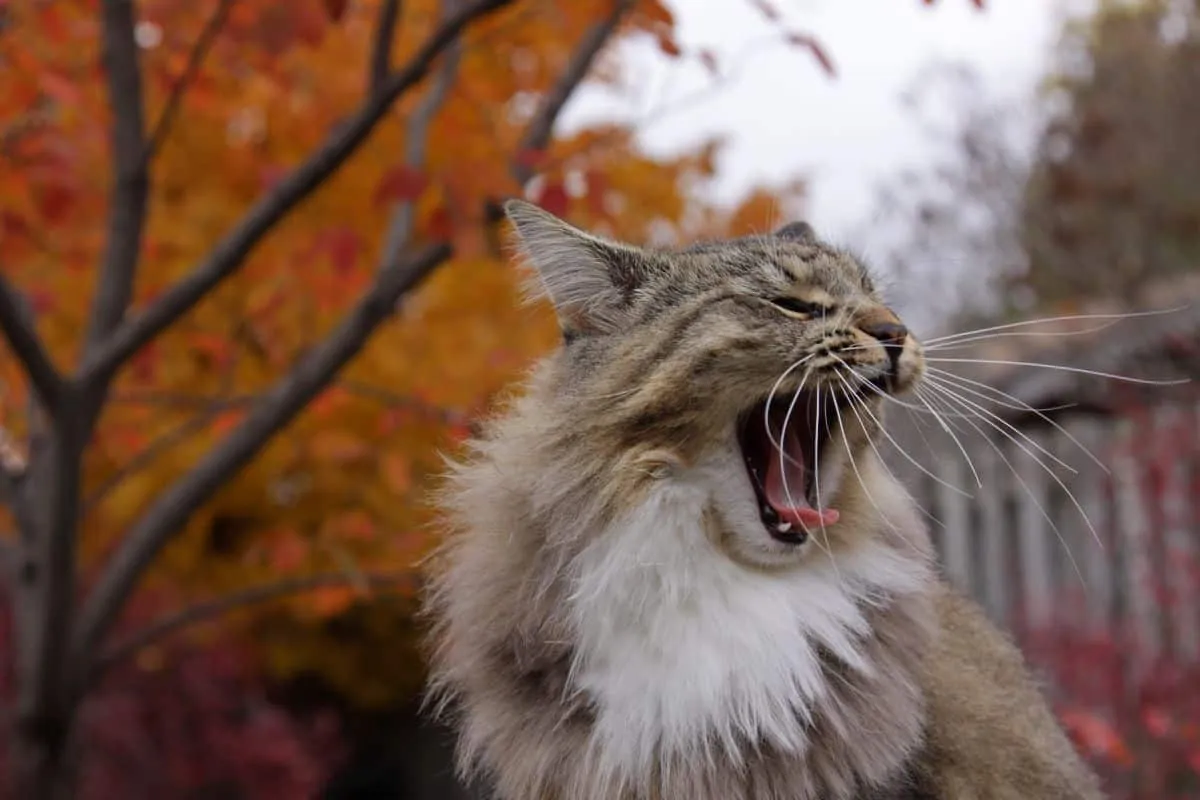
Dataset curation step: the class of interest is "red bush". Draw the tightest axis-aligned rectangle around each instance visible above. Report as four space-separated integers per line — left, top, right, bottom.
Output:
0 592 346 799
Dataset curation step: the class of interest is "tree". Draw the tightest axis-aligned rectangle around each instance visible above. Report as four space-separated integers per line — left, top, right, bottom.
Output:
0 0 852 795
874 0 1200 329
1021 0 1200 304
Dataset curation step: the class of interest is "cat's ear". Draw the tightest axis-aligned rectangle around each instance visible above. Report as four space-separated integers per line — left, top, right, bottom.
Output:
504 199 649 339
773 221 817 244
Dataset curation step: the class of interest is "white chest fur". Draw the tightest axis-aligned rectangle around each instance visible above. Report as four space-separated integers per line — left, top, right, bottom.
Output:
566 470 925 785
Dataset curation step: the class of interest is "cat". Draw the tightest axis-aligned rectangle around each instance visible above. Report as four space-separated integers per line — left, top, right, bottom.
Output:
421 200 1105 800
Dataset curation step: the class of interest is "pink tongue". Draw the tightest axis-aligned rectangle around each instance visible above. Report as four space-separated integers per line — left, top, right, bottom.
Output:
764 434 840 528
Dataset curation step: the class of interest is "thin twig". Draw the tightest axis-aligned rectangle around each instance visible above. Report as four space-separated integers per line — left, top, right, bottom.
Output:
146 0 235 159
511 0 635 185
78 0 517 390
72 241 452 684
380 0 464 264
369 0 403 93
82 410 224 515
95 571 412 678
108 392 257 411
86 0 150 357
0 276 63 411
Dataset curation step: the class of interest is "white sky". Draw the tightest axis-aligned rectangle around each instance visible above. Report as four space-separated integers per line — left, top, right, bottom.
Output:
563 0 1076 253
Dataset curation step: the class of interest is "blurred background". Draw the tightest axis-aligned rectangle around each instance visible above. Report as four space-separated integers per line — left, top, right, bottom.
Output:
0 0 1197 797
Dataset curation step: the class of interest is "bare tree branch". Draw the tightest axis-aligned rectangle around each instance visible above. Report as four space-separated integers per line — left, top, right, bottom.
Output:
78 0 517 390
0 277 63 411
85 0 150 357
72 241 452 683
511 0 634 185
380 0 464 262
146 0 235 159
370 0 402 93
95 571 412 677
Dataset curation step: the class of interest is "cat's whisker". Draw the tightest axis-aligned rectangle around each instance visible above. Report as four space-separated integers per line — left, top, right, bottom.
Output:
919 373 1077 476
925 366 1108 476
919 378 1102 554
810 384 842 575
764 355 816 468
924 357 1190 387
835 359 982 490
923 321 1126 351
828 368 973 498
777 375 841 577
921 305 1189 347
916 382 1092 590
830 375 926 546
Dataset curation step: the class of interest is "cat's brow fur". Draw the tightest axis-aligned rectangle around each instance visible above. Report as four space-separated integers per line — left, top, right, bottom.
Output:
422 201 1104 799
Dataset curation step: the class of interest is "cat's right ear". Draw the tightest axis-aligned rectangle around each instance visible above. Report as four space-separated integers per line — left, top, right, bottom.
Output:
504 199 649 339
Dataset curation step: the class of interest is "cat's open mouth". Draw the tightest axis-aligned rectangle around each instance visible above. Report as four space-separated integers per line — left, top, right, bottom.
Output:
737 390 842 545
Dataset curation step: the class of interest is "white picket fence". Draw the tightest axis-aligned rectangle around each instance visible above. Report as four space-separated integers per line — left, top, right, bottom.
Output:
888 397 1200 667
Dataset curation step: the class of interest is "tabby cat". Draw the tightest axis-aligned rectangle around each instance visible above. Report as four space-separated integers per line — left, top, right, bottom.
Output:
422 200 1104 799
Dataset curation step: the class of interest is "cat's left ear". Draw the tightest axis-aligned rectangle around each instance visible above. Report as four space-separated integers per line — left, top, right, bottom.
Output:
773 221 817 244
504 199 651 339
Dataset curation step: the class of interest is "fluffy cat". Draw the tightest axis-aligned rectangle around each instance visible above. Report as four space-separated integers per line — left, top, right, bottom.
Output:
422 201 1104 800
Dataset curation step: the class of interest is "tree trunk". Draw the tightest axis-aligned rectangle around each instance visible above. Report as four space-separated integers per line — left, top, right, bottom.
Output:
10 716 77 800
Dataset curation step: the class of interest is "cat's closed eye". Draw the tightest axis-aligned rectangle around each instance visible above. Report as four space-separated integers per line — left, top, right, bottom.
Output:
769 296 830 318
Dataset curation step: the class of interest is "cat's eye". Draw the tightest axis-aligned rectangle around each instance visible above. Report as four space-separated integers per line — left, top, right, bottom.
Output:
769 296 829 318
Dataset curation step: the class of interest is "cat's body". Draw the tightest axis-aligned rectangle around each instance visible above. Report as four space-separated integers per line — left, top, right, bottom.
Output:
423 204 1103 799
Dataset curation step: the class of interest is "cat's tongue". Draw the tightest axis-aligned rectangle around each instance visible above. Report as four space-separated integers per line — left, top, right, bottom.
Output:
763 433 840 529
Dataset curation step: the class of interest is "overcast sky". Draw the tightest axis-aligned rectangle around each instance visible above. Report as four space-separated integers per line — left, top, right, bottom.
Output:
563 0 1085 253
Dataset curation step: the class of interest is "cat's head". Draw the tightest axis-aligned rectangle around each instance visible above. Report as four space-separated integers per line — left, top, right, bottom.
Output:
505 200 925 568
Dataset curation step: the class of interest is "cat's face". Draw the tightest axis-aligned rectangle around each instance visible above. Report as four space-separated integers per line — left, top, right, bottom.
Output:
506 201 925 568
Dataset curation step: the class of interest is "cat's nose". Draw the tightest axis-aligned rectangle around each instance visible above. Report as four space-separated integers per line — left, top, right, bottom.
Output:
860 321 908 373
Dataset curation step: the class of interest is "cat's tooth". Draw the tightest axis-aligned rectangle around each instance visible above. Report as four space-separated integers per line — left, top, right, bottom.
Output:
776 522 793 533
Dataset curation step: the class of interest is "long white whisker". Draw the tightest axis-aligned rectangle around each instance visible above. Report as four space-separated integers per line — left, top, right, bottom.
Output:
924 358 1190 387
830 374 929 543
921 373 1078 476
832 370 973 498
837 361 982 490
919 380 1101 552
778 374 840 574
917 382 1091 589
926 366 1108 475
810 384 839 565
922 306 1189 346
923 321 1125 351
764 355 816 467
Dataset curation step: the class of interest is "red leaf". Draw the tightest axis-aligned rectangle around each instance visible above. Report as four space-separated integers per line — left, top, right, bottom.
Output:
28 289 55 314
259 165 288 191
515 149 548 170
786 33 836 77
1141 707 1172 738
583 170 610 217
654 30 682 58
36 182 75 223
426 205 453 242
323 0 349 22
267 533 308 572
321 228 361 274
373 166 429 206
537 181 570 217
40 71 81 104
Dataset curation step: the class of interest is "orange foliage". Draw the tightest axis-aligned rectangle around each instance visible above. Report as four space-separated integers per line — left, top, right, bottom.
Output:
0 0 812 705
